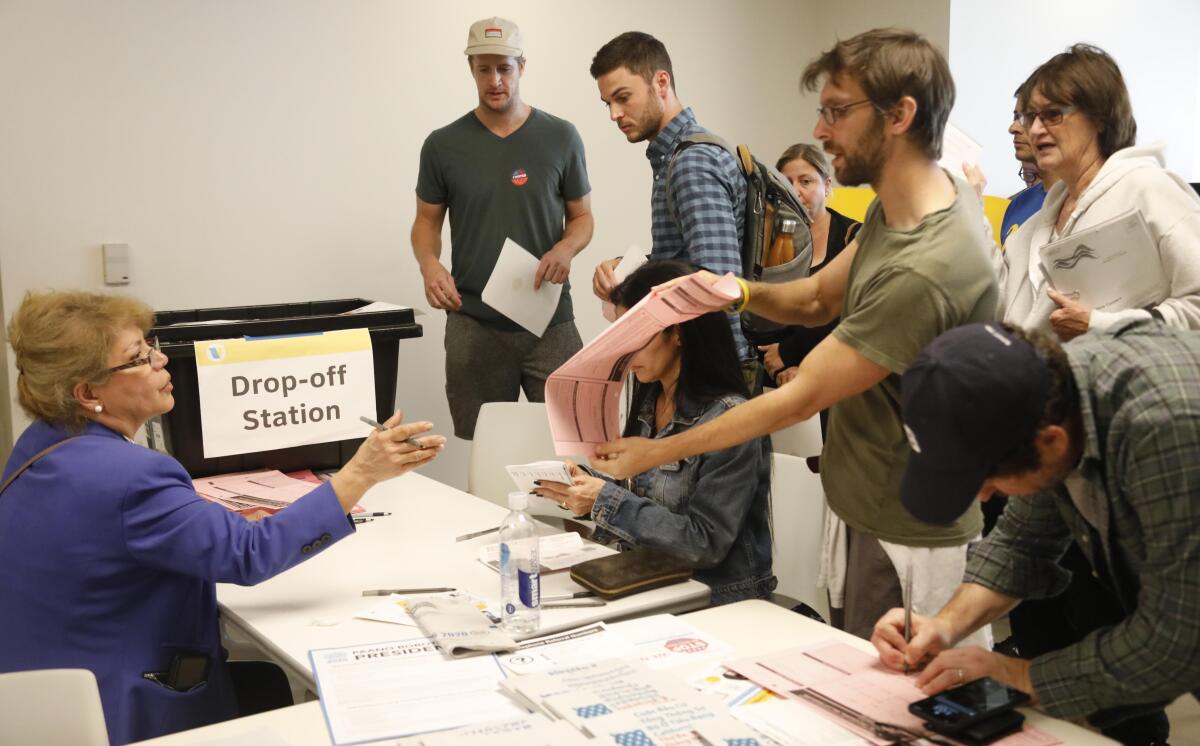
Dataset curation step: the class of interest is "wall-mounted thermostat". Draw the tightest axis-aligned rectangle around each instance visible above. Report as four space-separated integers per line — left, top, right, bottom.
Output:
102 243 131 285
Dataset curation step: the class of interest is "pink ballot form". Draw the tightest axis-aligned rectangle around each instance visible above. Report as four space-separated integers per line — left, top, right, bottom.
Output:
545 271 742 455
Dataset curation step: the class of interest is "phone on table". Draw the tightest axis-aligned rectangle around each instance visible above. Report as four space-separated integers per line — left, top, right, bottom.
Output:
909 677 1029 732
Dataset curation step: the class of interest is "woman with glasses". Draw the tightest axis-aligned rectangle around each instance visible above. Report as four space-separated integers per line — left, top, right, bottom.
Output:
756 144 860 445
998 43 1200 340
0 290 445 745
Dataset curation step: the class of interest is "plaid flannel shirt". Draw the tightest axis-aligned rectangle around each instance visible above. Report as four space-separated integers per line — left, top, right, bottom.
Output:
647 108 750 359
965 320 1200 719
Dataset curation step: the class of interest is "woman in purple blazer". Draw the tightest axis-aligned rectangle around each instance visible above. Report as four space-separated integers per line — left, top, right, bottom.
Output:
0 290 444 745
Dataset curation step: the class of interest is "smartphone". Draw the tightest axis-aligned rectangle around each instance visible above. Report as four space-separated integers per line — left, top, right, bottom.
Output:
166 653 211 691
908 677 1030 732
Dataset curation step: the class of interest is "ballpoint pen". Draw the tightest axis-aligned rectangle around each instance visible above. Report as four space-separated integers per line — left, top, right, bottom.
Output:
455 526 499 542
360 415 427 449
356 512 391 518
542 599 606 608
361 587 456 596
540 591 596 602
352 517 373 525
903 557 914 674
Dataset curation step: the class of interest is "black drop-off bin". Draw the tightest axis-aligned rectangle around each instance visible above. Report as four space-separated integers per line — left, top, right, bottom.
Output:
149 299 422 478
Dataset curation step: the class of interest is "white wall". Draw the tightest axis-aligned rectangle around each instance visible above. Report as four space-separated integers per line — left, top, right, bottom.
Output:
949 0 1200 197
0 0 841 486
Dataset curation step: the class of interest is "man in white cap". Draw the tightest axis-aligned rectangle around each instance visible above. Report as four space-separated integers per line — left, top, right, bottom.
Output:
412 16 593 439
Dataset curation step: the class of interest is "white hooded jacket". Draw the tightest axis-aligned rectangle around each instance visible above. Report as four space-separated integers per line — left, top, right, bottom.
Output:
998 143 1200 331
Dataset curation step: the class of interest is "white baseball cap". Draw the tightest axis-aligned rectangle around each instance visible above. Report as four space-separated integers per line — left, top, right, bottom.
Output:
464 16 524 57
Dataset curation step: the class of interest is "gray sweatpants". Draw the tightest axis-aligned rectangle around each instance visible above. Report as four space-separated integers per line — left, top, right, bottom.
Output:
444 312 582 440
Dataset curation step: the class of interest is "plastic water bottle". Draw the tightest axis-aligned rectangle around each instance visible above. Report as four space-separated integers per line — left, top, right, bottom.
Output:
499 491 540 634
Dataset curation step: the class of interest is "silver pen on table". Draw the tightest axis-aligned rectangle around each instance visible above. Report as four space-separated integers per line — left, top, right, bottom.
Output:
360 415 427 449
455 526 499 542
902 557 913 673
542 599 607 608
361 587 455 597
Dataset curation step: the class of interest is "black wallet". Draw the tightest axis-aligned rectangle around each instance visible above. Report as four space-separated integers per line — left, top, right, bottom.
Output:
569 547 693 599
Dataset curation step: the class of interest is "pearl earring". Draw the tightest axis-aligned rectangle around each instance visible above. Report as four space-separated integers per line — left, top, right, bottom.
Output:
94 404 103 414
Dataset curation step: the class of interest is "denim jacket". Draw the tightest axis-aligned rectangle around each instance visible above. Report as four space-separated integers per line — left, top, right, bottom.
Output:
589 386 776 605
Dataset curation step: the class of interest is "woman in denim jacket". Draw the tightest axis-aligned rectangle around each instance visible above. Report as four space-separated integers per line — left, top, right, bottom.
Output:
537 261 776 605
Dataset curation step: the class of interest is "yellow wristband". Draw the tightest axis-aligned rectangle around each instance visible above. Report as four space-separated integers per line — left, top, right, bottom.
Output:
732 277 751 313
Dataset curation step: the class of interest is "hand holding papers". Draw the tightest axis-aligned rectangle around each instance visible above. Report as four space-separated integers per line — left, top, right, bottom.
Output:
482 238 563 337
545 271 742 455
601 244 650 322
1039 208 1164 312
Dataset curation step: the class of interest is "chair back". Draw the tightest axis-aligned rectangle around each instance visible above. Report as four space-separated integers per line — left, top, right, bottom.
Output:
769 453 829 620
468 402 557 508
0 668 109 746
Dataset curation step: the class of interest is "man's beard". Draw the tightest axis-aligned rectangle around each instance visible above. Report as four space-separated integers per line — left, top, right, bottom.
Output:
627 91 665 143
833 114 887 187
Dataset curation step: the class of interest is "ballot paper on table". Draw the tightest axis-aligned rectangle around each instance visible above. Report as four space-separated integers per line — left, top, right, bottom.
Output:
354 591 500 629
481 238 563 337
1038 208 1165 312
192 469 321 515
310 636 525 745
938 121 982 175
545 271 742 455
725 642 1060 746
479 532 617 573
601 244 650 321
400 714 591 746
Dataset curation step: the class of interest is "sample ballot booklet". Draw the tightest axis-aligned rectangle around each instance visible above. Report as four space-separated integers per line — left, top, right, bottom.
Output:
1039 208 1165 313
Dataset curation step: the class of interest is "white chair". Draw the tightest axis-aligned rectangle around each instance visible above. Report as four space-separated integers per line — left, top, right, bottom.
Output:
770 412 823 458
0 668 109 746
468 401 557 509
769 452 829 620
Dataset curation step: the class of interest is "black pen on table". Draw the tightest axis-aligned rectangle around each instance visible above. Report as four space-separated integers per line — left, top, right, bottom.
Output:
360 415 427 449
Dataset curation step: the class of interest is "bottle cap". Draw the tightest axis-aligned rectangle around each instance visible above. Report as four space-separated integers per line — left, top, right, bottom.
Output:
507 491 529 510
781 218 798 234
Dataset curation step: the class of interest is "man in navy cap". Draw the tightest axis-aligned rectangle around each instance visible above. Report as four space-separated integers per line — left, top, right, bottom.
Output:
872 320 1200 739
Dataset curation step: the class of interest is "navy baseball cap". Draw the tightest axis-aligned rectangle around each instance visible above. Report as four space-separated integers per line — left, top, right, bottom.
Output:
900 323 1050 524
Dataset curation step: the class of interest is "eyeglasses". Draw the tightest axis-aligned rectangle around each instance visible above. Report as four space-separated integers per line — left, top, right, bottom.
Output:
105 336 166 374
1018 167 1039 187
816 99 875 125
1017 105 1077 129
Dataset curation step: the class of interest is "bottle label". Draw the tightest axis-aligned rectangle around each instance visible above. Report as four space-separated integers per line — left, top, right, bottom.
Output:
518 569 540 608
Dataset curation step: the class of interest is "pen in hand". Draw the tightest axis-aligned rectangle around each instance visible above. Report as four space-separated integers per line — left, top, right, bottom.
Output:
360 415 427 449
902 558 913 674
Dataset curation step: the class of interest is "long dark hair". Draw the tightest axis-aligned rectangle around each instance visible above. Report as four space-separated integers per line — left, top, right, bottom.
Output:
609 260 747 435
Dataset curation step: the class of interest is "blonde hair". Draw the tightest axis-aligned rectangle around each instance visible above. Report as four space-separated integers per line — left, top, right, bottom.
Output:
8 290 154 430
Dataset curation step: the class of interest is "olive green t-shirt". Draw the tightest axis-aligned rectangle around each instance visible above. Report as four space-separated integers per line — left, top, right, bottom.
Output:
416 108 591 330
822 177 999 546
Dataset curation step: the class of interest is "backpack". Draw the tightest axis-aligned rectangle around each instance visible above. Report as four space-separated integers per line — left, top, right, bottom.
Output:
666 132 814 340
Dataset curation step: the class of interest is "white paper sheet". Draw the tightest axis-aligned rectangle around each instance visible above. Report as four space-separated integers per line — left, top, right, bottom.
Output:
938 121 982 176
310 637 525 745
506 460 574 493
479 532 617 573
481 238 564 337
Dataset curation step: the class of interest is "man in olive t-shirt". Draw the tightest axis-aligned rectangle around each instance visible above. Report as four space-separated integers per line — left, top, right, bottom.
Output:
594 29 999 641
411 17 593 439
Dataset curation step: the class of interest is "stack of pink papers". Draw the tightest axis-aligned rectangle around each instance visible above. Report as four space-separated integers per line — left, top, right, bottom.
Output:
192 468 324 516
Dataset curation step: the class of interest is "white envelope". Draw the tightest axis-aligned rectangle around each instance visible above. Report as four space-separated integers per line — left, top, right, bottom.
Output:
482 238 564 337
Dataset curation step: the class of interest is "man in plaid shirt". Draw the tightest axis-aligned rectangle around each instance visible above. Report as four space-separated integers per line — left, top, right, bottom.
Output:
588 31 751 363
874 320 1200 735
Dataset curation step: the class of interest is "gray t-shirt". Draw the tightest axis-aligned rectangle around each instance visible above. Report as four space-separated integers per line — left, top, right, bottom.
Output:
822 177 999 547
416 108 591 330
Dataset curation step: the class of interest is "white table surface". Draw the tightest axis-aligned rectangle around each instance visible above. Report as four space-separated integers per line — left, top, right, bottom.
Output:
136 600 1114 744
215 471 710 689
